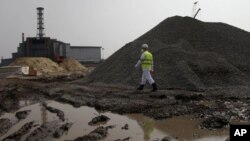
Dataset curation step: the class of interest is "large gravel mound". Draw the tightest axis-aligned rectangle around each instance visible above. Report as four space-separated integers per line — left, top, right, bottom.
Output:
87 16 250 90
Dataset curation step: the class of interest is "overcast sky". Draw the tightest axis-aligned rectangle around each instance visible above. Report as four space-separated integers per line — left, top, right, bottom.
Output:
1 0 250 60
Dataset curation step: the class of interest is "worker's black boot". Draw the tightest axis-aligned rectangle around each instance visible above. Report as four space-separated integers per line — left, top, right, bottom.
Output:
151 83 158 92
137 85 144 90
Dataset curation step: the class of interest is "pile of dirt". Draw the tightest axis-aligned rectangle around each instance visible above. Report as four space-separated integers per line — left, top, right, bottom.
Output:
9 57 87 75
59 58 87 72
87 16 250 90
9 57 64 74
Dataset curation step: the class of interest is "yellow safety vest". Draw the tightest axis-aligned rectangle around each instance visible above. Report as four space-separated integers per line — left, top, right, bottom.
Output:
141 51 153 70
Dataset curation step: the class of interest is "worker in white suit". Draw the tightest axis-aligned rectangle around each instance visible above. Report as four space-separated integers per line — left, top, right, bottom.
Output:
135 44 157 92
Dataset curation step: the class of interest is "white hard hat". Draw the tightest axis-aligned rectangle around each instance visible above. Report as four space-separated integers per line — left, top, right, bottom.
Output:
141 44 149 49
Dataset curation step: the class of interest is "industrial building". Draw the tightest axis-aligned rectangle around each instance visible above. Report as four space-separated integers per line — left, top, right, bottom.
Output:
67 46 101 63
1 7 102 66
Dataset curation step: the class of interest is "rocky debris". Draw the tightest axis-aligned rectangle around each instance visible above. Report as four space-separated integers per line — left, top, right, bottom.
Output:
149 94 167 99
9 57 88 77
88 115 110 125
0 85 3 92
113 137 131 141
57 94 87 107
152 136 175 141
3 121 34 141
44 82 249 121
222 100 250 121
43 104 65 121
225 137 230 141
95 98 151 114
53 122 73 138
87 16 250 90
35 72 85 82
25 121 61 141
175 94 203 102
144 109 173 120
0 110 3 117
54 86 96 107
121 124 129 130
9 57 64 75
74 126 113 141
59 58 87 72
2 78 249 122
0 94 20 112
0 79 250 140
15 110 31 120
200 116 229 129
0 118 13 134
161 136 174 141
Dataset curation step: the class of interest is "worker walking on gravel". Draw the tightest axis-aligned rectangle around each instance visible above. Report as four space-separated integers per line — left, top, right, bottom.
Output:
135 44 158 92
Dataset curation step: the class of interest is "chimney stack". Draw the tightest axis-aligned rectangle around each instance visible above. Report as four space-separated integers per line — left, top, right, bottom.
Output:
36 7 45 39
22 33 25 43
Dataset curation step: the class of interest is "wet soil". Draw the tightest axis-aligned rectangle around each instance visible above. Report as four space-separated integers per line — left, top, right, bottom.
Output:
0 78 250 140
88 115 110 125
0 100 229 141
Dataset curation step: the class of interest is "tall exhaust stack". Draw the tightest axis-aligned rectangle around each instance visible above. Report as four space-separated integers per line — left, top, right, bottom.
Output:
37 7 45 38
22 33 25 43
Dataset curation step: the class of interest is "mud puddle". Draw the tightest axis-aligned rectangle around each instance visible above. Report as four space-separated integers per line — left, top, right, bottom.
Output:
0 100 229 141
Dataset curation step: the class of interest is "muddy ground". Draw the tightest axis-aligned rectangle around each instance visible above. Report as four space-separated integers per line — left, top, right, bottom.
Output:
0 78 249 141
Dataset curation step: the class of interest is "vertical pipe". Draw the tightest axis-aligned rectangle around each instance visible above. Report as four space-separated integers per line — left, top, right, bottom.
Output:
22 33 24 43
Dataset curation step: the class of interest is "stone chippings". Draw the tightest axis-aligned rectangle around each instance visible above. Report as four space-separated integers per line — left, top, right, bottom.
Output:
87 16 250 91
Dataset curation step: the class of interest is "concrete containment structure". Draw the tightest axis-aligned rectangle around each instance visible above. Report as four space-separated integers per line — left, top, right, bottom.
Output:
0 7 102 66
17 37 70 60
66 46 102 63
4 37 102 64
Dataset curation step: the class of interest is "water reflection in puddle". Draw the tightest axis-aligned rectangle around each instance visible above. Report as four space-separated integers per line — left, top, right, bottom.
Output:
0 101 229 141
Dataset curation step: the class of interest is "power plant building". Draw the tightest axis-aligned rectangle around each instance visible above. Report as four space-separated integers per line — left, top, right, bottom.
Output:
1 7 102 66
66 46 101 62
